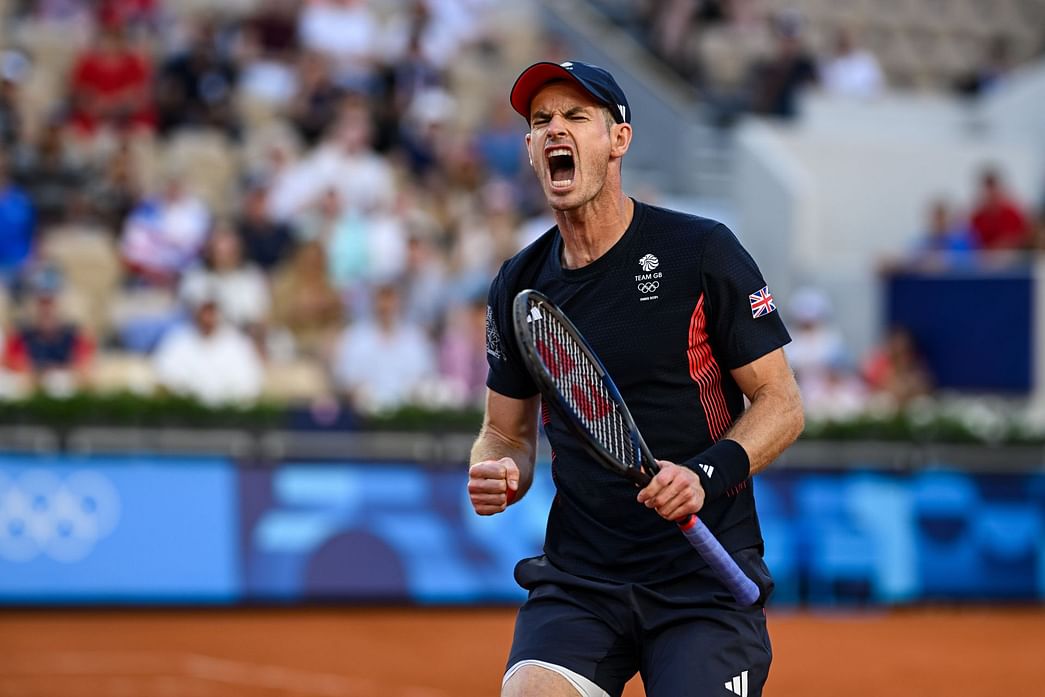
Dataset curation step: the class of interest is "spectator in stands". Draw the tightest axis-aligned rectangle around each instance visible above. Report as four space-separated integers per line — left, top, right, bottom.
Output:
819 28 884 99
120 172 210 287
237 178 298 272
382 0 481 72
297 188 363 283
644 0 727 78
97 0 162 34
180 223 271 332
385 29 443 131
330 282 435 411
969 167 1032 251
0 154 36 284
155 19 239 136
398 85 457 177
268 97 396 223
152 284 264 405
2 265 94 395
862 326 933 408
249 0 300 55
13 120 87 227
85 136 140 231
748 9 817 119
475 99 529 182
800 354 868 421
784 287 850 389
438 295 488 407
298 0 380 93
271 240 345 360
67 22 156 137
29 0 95 33
955 36 1014 97
910 199 975 267
400 231 449 331
237 24 300 111
288 52 344 146
0 50 28 149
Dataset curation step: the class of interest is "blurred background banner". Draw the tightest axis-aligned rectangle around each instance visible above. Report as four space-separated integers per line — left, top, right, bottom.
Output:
3 454 1042 606
0 454 240 603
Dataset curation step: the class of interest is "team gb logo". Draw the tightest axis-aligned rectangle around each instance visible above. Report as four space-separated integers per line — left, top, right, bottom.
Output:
639 254 659 272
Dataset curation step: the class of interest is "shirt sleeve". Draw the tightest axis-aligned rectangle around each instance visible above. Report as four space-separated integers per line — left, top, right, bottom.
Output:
701 223 791 369
484 264 538 399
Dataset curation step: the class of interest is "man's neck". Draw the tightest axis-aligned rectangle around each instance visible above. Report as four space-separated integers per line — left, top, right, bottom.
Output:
556 193 634 270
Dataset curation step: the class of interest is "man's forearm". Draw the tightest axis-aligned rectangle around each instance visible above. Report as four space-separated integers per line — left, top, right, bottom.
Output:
724 381 804 476
470 421 537 494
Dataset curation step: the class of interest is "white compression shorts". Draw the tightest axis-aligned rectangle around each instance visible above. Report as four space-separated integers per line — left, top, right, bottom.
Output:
503 659 611 697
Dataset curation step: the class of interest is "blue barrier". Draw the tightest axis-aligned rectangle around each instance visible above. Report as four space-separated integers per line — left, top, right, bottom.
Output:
1 454 1042 605
241 464 1045 605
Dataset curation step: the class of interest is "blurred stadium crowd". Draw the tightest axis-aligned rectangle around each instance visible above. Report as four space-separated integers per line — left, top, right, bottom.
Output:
0 0 1043 420
0 0 548 412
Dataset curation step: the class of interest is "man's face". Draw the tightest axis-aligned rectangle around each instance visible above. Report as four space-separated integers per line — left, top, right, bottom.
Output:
525 81 618 212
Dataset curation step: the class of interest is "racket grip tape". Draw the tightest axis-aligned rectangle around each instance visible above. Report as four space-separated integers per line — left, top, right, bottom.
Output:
677 516 761 606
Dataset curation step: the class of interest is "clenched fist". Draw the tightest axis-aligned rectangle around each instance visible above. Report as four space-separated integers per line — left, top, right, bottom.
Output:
468 457 520 515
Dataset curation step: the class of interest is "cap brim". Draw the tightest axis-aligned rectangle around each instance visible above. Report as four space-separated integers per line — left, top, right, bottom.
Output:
510 62 581 121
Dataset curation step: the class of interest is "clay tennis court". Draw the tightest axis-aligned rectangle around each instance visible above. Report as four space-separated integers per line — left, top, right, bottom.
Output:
0 607 1040 696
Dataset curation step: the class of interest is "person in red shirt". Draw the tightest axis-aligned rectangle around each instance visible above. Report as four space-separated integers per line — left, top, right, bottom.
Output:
68 22 156 136
969 167 1031 250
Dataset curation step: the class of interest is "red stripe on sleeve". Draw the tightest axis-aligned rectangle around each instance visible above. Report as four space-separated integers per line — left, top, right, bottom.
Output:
687 294 733 440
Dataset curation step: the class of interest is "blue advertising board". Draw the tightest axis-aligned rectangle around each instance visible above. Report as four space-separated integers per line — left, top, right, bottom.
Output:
239 463 555 603
0 454 240 603
1 453 1042 605
241 463 1045 606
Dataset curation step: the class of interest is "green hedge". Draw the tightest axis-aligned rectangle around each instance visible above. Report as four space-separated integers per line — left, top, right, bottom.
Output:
0 393 1041 445
0 392 284 430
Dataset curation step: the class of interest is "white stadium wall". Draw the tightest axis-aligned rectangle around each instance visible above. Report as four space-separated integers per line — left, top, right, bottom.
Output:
734 62 1045 361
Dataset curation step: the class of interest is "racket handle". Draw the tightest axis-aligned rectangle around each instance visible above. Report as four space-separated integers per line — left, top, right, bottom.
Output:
677 516 761 606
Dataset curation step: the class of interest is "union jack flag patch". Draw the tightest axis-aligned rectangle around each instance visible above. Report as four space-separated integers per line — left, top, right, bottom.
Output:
749 286 776 318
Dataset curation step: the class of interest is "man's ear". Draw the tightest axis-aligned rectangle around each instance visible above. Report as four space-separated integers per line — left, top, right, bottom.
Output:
610 123 632 159
525 132 534 167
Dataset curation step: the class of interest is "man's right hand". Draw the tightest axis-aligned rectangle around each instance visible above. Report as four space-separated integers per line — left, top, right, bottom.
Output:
468 457 520 515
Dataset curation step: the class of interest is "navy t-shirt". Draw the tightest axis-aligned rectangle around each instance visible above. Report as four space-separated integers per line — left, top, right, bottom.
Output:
485 201 791 584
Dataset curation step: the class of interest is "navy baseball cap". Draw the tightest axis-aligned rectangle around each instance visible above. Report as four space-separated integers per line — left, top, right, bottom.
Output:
510 60 630 124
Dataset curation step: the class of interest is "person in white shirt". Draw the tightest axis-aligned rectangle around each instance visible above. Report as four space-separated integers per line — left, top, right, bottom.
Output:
820 28 884 99
331 283 434 411
152 287 264 405
298 0 379 89
267 98 397 224
179 223 271 329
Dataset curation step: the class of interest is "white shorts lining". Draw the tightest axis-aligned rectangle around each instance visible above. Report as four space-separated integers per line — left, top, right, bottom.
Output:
503 659 611 697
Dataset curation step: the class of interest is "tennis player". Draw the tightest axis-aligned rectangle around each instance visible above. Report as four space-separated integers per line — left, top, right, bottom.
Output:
468 60 804 697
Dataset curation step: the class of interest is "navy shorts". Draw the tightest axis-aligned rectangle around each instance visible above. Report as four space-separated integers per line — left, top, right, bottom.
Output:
506 547 774 697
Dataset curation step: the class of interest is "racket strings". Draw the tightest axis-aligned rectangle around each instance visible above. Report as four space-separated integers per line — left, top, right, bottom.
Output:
531 303 635 469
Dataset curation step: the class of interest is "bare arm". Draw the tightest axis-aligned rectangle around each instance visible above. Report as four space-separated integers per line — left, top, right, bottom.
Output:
468 389 541 515
724 347 805 475
638 347 803 521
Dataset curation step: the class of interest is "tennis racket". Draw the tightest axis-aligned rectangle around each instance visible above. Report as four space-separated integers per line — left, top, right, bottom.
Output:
512 289 760 606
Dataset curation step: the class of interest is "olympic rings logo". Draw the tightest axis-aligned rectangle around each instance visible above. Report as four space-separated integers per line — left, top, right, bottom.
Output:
0 469 120 563
637 281 660 294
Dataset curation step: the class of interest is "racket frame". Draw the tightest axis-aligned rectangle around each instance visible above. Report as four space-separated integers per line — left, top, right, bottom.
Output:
512 289 657 488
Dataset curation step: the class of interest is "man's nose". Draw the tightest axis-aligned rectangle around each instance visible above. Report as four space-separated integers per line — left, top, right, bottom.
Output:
546 113 568 135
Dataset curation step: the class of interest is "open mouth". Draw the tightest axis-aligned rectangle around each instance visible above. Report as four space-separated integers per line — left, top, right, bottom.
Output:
546 147 575 189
